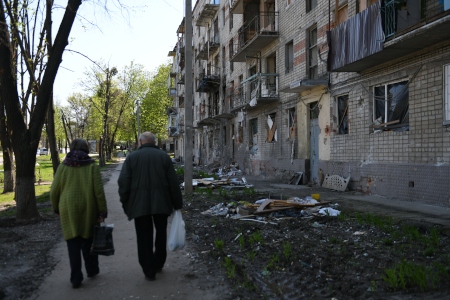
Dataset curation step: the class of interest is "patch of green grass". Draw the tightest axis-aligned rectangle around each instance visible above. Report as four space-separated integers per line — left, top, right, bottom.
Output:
246 250 257 261
249 230 264 247
214 238 225 252
383 260 442 291
355 212 394 231
223 257 236 279
282 242 293 261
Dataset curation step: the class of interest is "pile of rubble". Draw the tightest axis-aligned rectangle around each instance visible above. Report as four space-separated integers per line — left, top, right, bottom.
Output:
201 194 341 225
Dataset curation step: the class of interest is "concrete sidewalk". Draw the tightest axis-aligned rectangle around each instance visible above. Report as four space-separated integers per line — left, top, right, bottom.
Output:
29 163 228 300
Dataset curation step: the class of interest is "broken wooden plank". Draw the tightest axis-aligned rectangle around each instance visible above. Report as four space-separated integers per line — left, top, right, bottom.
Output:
253 207 293 215
256 199 274 212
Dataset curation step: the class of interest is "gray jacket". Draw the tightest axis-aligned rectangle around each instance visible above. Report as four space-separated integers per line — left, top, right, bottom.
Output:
118 143 183 220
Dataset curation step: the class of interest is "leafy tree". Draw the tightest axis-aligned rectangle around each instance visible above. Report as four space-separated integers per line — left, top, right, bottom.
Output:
0 0 129 222
140 64 172 142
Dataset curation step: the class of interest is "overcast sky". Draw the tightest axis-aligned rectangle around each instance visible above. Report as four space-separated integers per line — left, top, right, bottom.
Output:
53 0 184 105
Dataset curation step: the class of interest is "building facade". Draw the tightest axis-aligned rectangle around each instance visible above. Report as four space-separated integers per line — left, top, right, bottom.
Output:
168 0 450 207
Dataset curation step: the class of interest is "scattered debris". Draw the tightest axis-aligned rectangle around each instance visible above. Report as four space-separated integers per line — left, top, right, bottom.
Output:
322 174 350 191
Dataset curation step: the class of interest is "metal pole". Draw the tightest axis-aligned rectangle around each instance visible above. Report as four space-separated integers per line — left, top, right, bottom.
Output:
184 0 193 194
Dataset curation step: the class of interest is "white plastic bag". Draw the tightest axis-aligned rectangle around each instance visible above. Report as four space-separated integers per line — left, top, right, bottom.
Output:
168 210 185 251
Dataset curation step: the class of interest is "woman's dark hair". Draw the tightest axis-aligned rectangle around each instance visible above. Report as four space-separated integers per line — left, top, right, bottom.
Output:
70 139 89 153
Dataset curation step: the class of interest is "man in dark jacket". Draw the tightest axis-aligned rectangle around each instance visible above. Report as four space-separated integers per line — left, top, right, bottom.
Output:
118 131 183 281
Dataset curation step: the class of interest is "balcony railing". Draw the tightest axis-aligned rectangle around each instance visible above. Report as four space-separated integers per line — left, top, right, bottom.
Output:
196 39 220 60
230 13 279 62
230 73 279 111
196 0 220 27
328 0 450 72
196 67 221 93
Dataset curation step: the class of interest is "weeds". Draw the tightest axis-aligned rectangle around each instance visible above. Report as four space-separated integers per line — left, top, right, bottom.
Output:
214 239 224 252
246 251 257 261
383 260 441 291
223 257 236 278
282 242 292 261
249 230 264 246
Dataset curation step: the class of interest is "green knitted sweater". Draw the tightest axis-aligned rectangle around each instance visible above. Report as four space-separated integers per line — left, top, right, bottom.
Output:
50 162 107 240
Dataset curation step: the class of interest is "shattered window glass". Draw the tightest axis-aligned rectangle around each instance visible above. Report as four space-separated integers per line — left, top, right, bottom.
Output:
373 80 409 132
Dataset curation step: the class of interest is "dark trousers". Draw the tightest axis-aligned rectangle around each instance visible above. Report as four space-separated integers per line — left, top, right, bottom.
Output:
66 236 99 284
134 214 168 277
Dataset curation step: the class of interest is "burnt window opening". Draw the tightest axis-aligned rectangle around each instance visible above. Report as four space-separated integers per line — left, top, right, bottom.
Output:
373 80 409 132
249 118 258 147
337 95 349 134
288 107 297 139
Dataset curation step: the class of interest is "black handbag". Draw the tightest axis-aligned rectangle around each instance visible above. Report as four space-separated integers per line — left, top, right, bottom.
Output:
90 223 115 256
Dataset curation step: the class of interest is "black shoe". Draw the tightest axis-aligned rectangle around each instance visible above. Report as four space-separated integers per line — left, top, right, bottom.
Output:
72 282 82 289
145 275 156 281
88 271 99 278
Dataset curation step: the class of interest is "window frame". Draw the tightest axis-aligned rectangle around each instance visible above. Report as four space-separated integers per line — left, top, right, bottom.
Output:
266 113 277 143
249 118 258 147
443 64 450 125
306 0 318 13
307 26 318 80
285 40 294 74
372 79 409 131
336 94 349 134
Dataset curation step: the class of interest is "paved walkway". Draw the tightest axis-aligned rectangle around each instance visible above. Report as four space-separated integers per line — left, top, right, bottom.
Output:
29 163 227 300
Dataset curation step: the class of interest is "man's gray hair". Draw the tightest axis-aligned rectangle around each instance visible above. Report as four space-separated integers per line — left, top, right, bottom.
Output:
139 132 156 145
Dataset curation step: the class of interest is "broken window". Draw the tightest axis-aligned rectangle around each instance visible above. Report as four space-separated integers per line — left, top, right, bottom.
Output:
266 113 277 143
229 10 233 31
373 80 409 131
444 64 450 125
307 0 317 13
249 118 258 147
285 41 294 74
335 3 348 26
238 123 243 143
337 95 349 134
308 26 318 80
288 107 297 139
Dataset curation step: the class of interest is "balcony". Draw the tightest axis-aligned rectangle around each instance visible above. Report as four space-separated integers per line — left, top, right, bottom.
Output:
196 0 220 27
212 98 234 120
230 73 279 112
328 0 450 72
230 13 279 62
196 68 220 93
196 39 220 60
197 104 219 126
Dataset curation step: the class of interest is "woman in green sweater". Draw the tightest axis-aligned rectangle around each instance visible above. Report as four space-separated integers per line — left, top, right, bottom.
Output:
50 139 108 289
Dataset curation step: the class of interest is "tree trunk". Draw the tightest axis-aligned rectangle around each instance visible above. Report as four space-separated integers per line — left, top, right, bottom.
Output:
47 98 60 174
0 97 14 192
0 0 82 222
45 0 60 174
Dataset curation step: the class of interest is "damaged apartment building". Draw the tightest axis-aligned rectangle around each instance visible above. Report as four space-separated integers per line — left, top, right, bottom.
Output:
168 0 450 206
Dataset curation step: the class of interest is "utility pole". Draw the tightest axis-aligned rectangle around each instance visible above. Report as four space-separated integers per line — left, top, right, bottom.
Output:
184 0 193 194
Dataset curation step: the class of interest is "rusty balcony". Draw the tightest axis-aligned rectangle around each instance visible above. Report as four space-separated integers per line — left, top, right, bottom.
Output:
196 68 221 93
230 73 279 112
196 39 220 60
328 0 450 72
196 0 220 27
197 103 218 126
230 13 279 62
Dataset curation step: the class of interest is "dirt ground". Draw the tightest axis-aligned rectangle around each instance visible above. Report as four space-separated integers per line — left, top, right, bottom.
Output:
1 164 450 300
